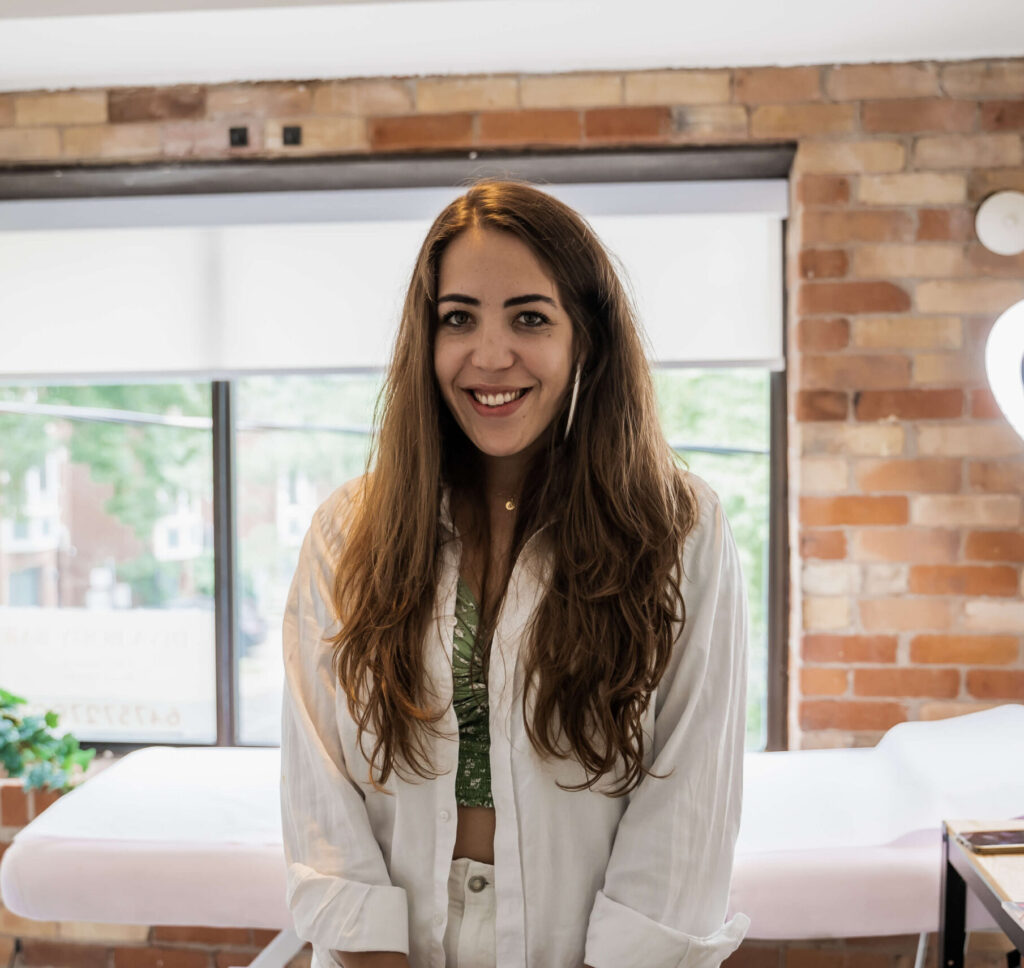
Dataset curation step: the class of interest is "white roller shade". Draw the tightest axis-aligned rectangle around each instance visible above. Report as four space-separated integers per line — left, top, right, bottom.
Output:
0 180 786 382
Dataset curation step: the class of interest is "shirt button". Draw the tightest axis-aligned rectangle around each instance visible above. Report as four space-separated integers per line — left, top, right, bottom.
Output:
439 809 451 821
434 911 444 925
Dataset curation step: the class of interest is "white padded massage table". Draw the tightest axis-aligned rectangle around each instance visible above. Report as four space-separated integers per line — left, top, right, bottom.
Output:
730 703 1024 958
2 705 1023 967
0 746 301 968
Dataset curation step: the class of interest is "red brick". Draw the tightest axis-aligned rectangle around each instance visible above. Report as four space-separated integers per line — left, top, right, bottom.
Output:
799 282 911 315
801 668 849 696
369 113 474 151
583 106 671 142
965 243 1024 278
114 947 210 968
862 99 976 134
854 389 964 421
800 249 848 280
969 460 1024 494
477 109 581 146
969 169 1024 203
909 564 1018 596
853 527 960 562
856 458 962 493
968 316 998 346
801 496 908 527
215 955 254 968
153 926 251 944
800 354 911 390
800 530 848 560
724 942 782 968
796 175 850 206
859 597 955 630
21 942 108 968
32 786 62 815
965 530 1024 562
966 670 1024 699
799 700 907 731
827 63 940 100
911 635 1019 664
980 100 1024 131
917 207 976 241
207 82 311 118
796 318 850 352
803 634 898 663
796 390 848 421
854 668 960 698
1 781 28 826
108 85 205 122
751 103 857 138
735 66 823 103
970 388 1004 419
850 953 905 968
784 946 843 968
802 210 916 244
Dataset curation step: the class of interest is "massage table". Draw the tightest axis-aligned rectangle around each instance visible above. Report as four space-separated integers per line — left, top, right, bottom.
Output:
2 704 1023 966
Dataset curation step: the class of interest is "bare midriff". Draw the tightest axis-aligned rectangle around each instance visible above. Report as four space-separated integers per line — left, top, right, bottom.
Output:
453 805 496 864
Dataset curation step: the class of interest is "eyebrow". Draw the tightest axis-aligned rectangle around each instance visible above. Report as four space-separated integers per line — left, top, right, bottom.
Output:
437 293 558 308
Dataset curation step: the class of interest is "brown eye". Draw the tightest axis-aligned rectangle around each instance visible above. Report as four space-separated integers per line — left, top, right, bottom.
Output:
441 310 472 328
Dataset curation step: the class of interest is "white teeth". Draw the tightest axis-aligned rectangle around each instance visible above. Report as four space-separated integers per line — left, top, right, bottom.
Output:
472 389 525 407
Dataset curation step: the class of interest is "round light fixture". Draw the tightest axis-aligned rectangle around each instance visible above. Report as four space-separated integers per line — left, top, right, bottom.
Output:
985 299 1024 442
976 190 1024 256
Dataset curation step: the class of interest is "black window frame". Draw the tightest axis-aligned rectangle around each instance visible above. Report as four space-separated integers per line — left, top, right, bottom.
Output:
0 144 795 753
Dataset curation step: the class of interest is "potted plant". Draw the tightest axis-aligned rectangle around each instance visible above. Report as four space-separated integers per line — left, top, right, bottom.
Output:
0 687 96 794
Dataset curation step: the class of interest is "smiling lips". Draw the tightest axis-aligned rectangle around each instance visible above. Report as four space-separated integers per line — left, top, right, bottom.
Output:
463 386 531 416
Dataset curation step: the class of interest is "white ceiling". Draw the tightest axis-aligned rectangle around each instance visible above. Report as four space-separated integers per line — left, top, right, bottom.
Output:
0 0 1021 94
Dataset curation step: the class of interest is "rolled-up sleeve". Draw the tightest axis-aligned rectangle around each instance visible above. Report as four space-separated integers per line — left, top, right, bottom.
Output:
584 490 751 968
280 499 409 957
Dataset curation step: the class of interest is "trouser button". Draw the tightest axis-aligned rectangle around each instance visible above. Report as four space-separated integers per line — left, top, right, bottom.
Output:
467 875 488 892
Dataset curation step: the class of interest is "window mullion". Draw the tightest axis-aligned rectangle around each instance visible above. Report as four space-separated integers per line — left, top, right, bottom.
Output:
212 380 238 747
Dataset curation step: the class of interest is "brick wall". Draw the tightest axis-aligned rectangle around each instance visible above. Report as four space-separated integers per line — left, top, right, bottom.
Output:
1 56 1023 967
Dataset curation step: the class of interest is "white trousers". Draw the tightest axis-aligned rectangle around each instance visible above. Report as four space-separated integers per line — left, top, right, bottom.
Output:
443 857 497 968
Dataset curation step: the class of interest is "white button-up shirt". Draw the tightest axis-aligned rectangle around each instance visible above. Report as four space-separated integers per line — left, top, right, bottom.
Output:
280 471 751 968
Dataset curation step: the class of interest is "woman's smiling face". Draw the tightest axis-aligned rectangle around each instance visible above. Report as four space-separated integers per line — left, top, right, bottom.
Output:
433 226 576 469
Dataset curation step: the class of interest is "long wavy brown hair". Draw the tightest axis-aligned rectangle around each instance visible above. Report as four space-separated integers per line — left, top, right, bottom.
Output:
328 177 699 797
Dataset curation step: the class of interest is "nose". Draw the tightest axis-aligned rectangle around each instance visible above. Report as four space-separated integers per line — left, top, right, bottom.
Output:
468 317 515 371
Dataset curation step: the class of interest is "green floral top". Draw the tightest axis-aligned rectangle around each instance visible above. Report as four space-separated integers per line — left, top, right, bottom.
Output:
452 576 493 807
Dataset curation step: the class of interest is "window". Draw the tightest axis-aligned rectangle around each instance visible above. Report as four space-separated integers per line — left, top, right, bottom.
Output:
655 368 771 750
0 153 789 751
9 567 42 607
0 383 215 743
235 373 383 744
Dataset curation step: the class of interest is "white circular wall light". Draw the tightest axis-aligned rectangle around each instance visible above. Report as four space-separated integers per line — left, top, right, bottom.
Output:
976 190 1024 256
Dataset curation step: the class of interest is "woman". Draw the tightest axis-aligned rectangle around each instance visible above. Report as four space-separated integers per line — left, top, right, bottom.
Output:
280 178 751 968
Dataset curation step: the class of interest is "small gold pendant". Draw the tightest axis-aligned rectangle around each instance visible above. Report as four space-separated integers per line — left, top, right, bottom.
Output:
505 498 516 511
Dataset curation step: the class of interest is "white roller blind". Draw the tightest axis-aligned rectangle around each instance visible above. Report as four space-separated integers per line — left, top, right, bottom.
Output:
0 180 786 382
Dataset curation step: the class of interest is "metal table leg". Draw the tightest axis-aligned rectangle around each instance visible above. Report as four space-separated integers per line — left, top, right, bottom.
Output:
939 827 967 968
